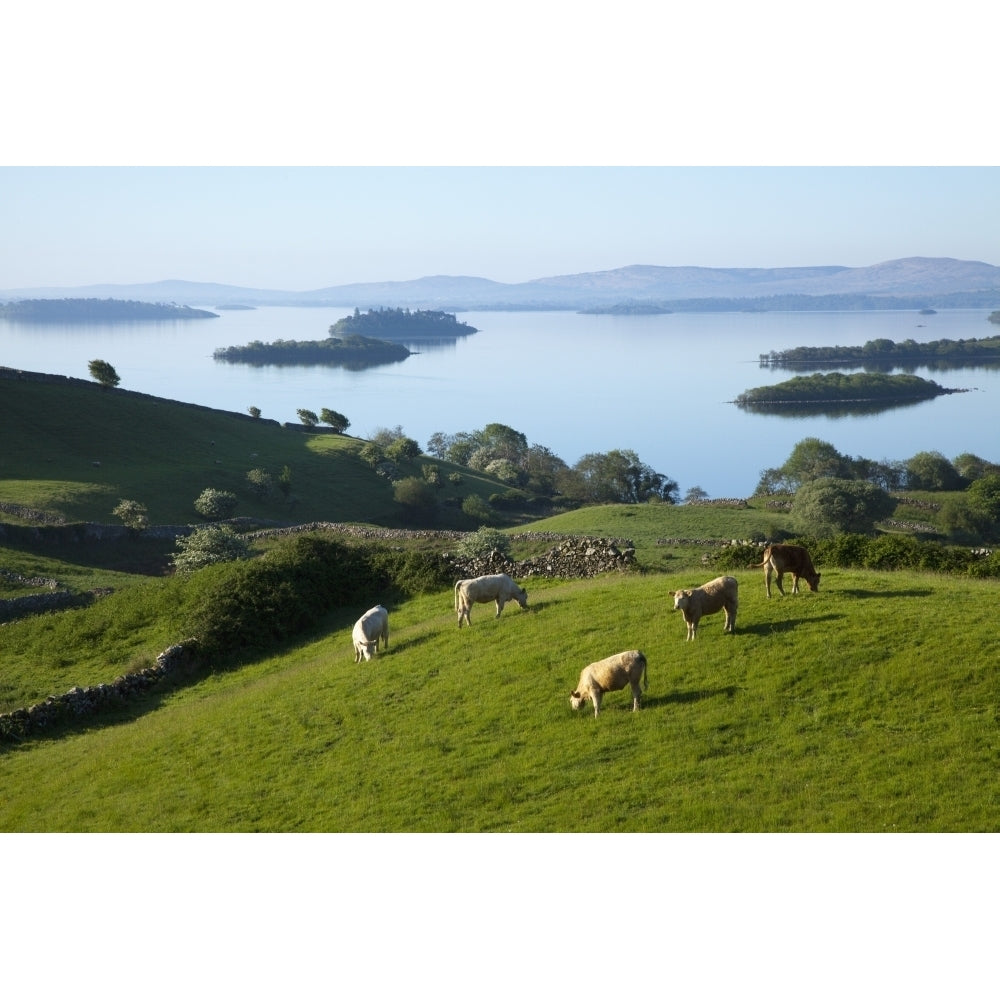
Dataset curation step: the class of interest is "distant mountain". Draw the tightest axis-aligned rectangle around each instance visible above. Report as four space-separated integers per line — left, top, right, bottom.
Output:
2 258 998 312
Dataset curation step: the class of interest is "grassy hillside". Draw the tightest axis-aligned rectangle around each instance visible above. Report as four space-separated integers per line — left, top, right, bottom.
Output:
1 560 997 832
0 376 506 526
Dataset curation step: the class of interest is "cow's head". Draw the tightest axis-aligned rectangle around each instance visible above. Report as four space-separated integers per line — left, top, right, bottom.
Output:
357 641 376 662
805 572 821 592
517 589 528 609
569 690 586 711
671 590 692 611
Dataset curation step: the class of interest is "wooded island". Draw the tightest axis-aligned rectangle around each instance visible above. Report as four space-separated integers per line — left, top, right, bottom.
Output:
0 298 218 321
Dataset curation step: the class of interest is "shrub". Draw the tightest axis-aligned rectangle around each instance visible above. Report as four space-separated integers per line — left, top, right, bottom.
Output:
461 494 494 525
421 464 442 486
245 468 274 500
112 499 149 531
791 479 895 537
386 436 421 462
359 442 384 468
172 525 250 574
393 476 438 525
455 526 511 560
194 488 239 520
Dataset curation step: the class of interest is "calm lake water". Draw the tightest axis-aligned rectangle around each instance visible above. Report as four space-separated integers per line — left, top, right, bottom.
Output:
3 306 998 499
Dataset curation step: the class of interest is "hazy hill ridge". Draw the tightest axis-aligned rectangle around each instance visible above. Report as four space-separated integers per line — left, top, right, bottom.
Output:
2 257 998 311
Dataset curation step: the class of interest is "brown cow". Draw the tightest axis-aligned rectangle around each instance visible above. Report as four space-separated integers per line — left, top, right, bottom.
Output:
751 543 820 598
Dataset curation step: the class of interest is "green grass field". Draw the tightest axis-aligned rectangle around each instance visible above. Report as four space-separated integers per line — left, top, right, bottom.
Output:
2 559 997 831
2 377 998 832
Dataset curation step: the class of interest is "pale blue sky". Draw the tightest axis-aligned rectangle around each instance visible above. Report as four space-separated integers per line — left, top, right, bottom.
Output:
3 167 998 289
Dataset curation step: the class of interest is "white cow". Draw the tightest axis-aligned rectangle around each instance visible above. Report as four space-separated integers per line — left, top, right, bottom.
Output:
670 575 739 641
454 573 528 627
352 605 389 662
570 650 648 717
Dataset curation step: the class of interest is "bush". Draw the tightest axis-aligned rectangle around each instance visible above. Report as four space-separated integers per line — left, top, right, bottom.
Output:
791 479 895 537
386 436 421 462
184 535 451 659
393 476 438 525
461 494 494 525
112 499 149 531
194 488 239 520
455 526 511 561
172 525 250 574
359 442 384 468
245 468 274 500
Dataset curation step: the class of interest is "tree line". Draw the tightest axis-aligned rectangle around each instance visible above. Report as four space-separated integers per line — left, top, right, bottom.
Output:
759 334 1000 370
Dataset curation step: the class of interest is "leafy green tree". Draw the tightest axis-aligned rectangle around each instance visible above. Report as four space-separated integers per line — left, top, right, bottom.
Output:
953 453 1000 483
571 449 678 504
194 487 239 520
780 438 853 488
386 436 421 462
111 498 149 531
904 451 964 491
320 408 350 433
88 359 120 388
966 474 1000 523
297 408 319 428
247 406 261 419
791 478 896 537
684 486 709 503
172 525 250 574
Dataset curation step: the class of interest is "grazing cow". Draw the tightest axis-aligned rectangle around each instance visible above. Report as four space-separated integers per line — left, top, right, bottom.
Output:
671 575 738 640
751 543 821 598
454 573 528 628
570 650 648 717
352 605 389 662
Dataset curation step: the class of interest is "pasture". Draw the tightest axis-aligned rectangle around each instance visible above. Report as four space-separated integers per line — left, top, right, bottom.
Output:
2 562 997 832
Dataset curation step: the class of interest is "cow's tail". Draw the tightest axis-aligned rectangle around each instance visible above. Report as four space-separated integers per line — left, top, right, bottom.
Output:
454 580 461 611
639 650 648 691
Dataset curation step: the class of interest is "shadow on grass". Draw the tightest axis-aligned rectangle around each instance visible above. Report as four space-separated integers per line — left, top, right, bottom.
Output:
835 587 934 599
736 613 845 636
644 685 742 708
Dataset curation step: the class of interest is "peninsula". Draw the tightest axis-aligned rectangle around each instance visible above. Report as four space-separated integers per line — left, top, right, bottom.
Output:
0 298 218 321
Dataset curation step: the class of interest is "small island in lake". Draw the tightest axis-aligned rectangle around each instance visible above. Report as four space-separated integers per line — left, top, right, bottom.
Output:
329 307 478 340
759 334 1000 372
213 333 411 370
735 372 964 416
0 298 218 321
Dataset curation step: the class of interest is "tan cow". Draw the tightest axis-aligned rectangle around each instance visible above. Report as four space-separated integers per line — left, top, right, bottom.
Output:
570 650 648 717
352 605 389 662
670 575 738 640
454 573 528 627
751 543 821 598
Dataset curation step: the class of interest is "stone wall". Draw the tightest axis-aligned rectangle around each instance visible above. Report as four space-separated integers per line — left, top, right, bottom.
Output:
0 639 198 744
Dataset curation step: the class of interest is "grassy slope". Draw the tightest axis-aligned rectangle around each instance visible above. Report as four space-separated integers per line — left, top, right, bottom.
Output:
0 378 502 526
1 564 997 832
2 378 997 832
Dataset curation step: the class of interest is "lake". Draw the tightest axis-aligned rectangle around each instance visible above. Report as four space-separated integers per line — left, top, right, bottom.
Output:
2 306 998 499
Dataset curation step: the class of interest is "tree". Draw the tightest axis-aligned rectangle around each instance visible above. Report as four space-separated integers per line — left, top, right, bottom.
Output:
684 486 709 503
88 359 120 388
965 474 1000 523
386 436 421 462
791 478 896 537
779 438 853 488
297 408 318 427
247 406 261 419
112 498 149 531
320 408 350 433
172 525 250 574
904 451 964 491
358 441 384 468
571 449 678 504
194 487 239 520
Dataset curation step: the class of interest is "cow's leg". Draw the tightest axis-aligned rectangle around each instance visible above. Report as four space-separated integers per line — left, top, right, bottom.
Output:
725 604 736 633
630 681 642 711
494 597 505 618
592 689 603 717
790 574 800 594
764 567 773 598
774 570 786 596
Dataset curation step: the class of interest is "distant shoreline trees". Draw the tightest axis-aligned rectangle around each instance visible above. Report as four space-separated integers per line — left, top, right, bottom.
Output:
759 334 1000 371
0 298 218 321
